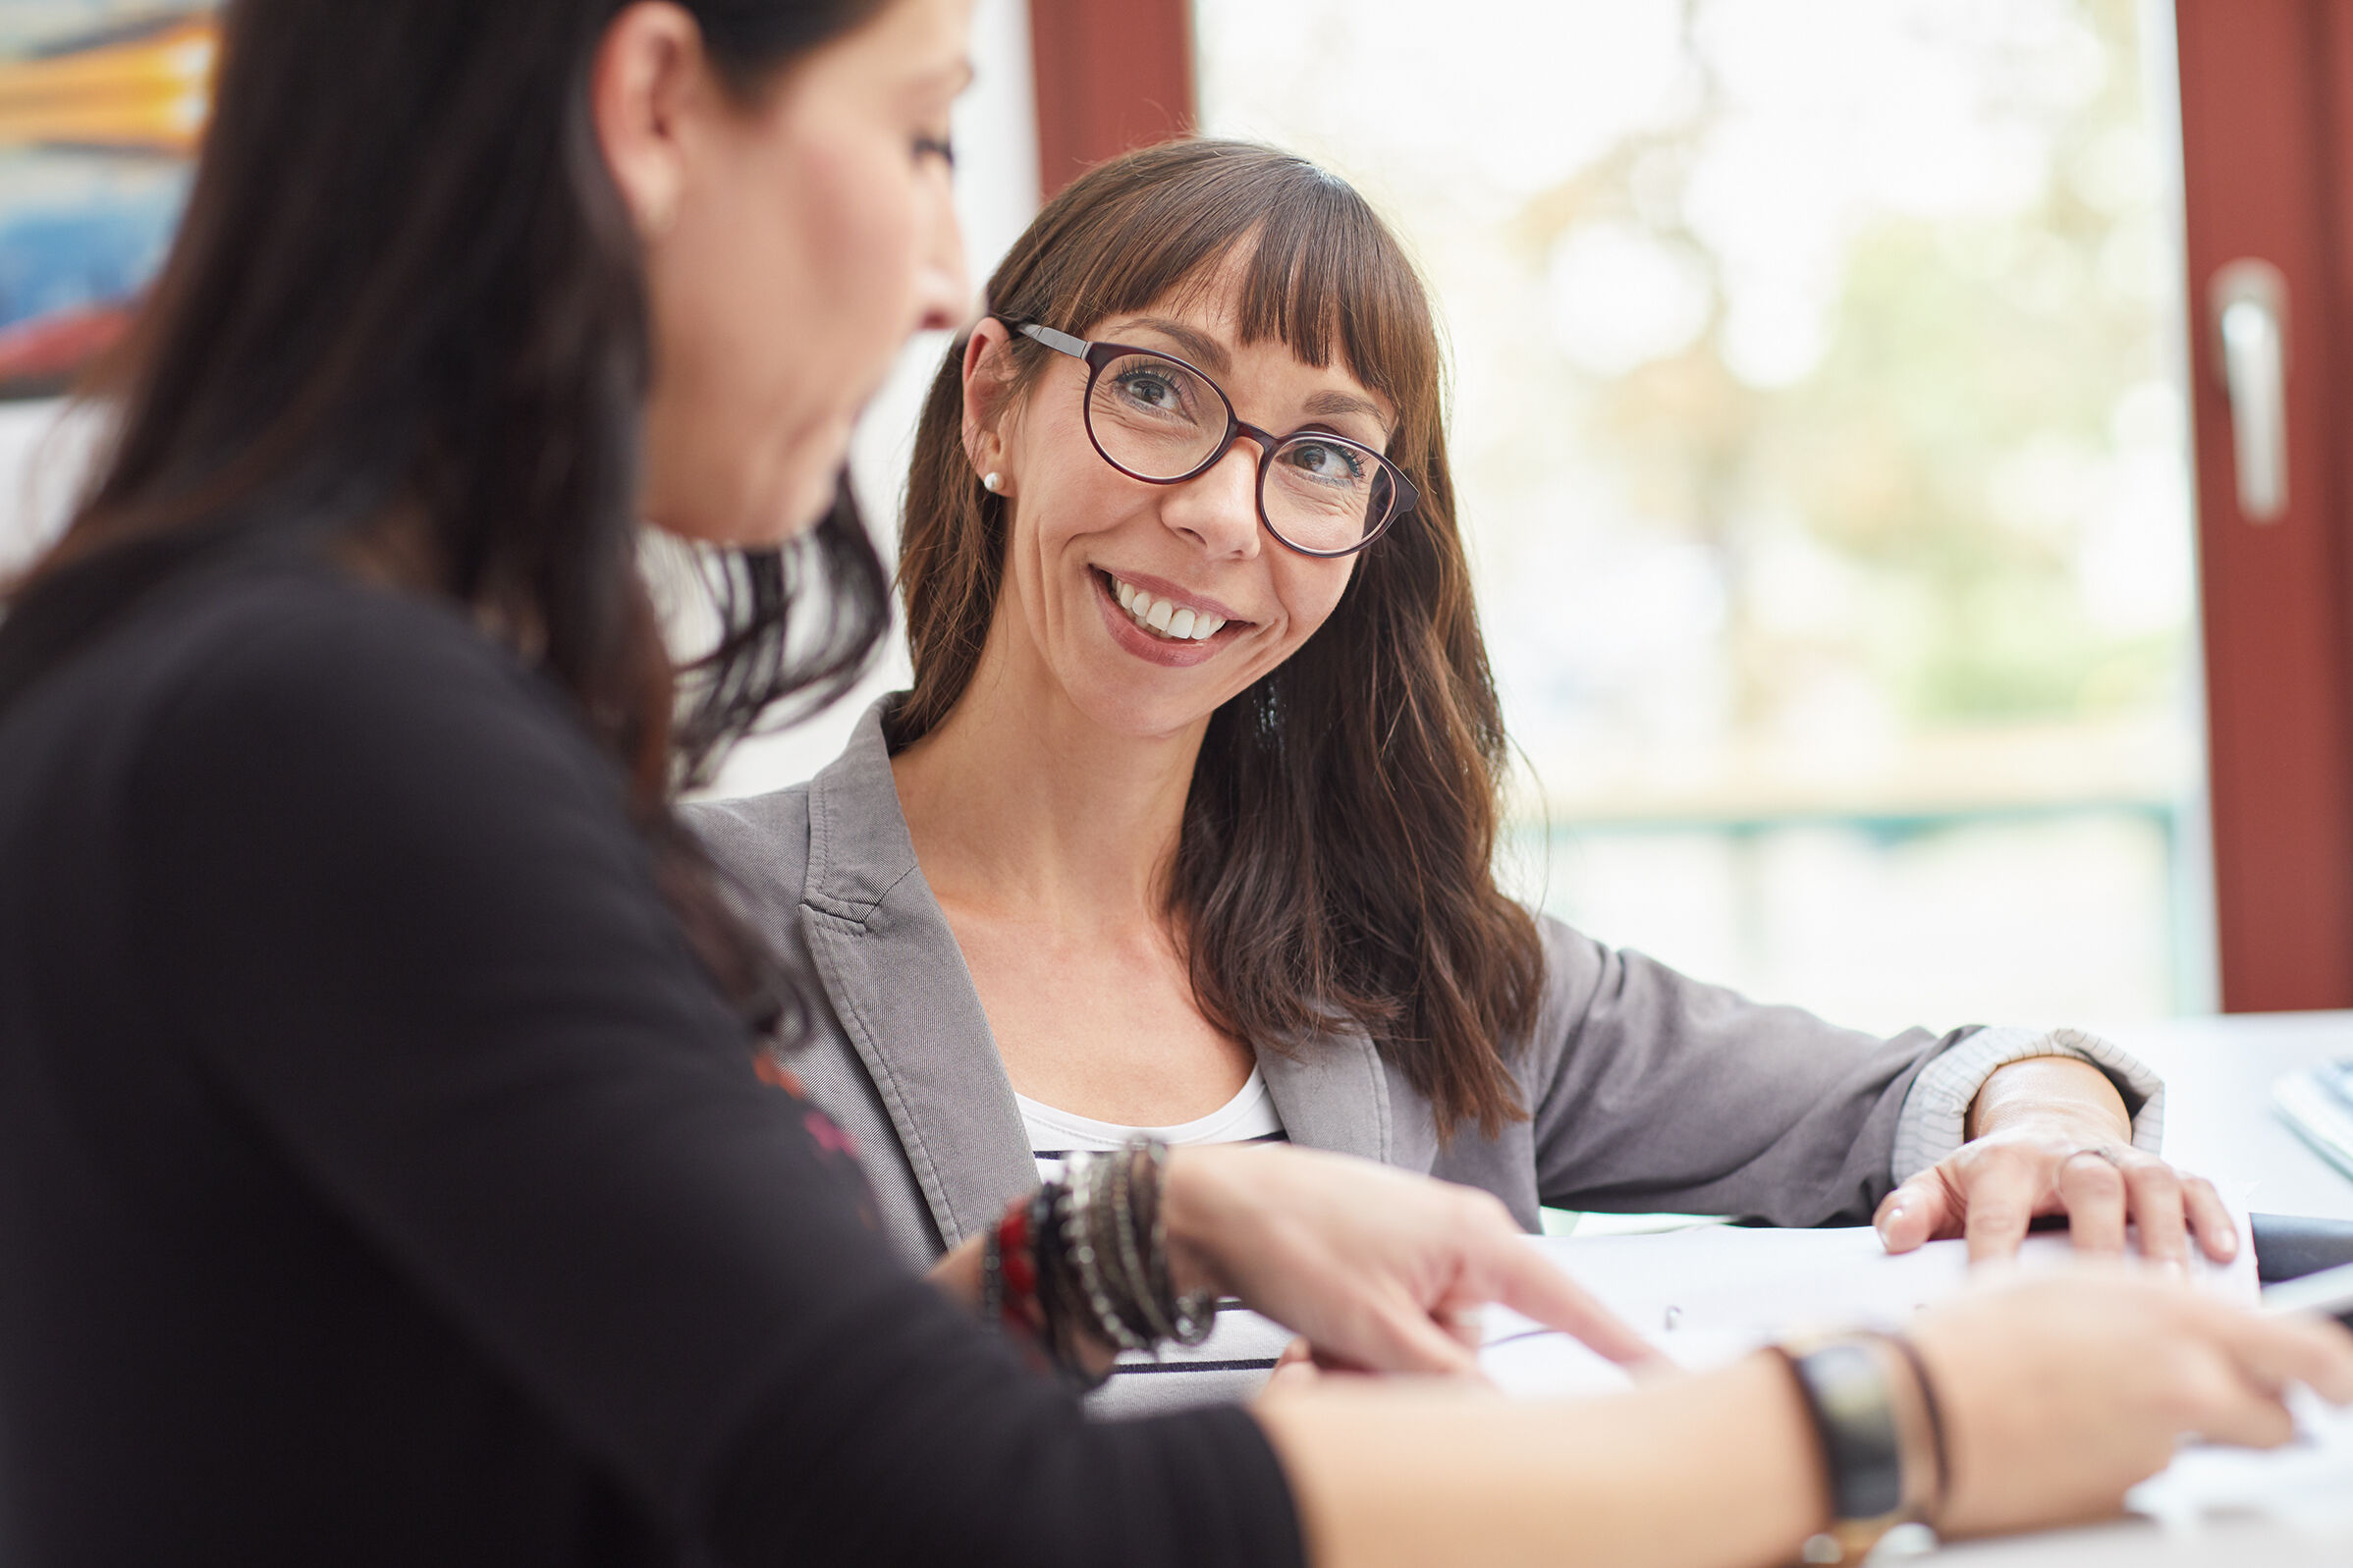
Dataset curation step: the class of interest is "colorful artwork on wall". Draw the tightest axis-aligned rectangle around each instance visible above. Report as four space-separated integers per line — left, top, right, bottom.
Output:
0 3 217 399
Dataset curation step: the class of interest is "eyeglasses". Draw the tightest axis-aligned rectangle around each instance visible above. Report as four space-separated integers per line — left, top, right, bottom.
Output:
1008 319 1416 559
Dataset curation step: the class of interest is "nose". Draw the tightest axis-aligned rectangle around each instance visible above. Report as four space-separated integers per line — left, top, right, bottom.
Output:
914 172 968 334
1158 441 1262 560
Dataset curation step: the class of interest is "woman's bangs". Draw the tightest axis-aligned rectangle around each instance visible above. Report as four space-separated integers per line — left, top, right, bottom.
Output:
1051 160 1434 432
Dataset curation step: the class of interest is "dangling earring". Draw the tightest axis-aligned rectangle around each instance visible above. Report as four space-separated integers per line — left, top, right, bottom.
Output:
981 472 1004 494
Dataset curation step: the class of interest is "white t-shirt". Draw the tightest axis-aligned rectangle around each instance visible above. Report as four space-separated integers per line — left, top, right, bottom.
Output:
1014 1069 1293 1411
1016 1066 1286 1183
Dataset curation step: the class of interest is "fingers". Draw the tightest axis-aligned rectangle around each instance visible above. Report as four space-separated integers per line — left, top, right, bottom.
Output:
2054 1151 2128 1258
1484 1236 1658 1368
1259 1338 1322 1400
1876 1170 1954 1254
2182 1175 2240 1265
1353 1291 1484 1378
2119 1158 2190 1270
2177 1358 2298 1449
2211 1301 2353 1405
1963 1158 2044 1264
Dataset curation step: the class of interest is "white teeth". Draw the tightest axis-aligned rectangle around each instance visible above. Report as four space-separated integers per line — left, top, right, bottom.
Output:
1106 573 1230 642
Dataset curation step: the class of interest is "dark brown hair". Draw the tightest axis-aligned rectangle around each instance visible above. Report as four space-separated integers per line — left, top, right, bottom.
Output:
0 0 894 1033
896 139 1544 1138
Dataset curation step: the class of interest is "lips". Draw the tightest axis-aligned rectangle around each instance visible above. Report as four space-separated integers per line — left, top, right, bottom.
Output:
1105 572 1227 641
1089 568 1250 667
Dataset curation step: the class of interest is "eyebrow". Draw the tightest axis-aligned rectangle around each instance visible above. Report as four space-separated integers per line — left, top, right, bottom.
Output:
1118 317 1231 376
1302 389 1391 432
1114 318 1395 439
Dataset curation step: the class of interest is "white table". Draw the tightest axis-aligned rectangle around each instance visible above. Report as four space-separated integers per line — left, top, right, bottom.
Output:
1917 1010 2353 1565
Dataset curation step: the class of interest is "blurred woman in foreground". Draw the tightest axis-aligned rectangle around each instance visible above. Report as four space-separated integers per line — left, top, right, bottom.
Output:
0 4 2344 1568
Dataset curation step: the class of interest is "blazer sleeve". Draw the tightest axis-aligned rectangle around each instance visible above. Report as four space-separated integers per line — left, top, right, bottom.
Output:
1517 916 2157 1226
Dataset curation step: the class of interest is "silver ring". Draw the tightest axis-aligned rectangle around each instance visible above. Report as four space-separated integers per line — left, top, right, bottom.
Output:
2069 1145 2129 1169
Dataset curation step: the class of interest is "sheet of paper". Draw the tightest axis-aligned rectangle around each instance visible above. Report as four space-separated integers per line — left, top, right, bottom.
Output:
1476 1209 2353 1532
1479 1212 2260 1400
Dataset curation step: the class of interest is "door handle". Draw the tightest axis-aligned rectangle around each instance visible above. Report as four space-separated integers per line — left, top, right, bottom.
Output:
2211 258 2290 523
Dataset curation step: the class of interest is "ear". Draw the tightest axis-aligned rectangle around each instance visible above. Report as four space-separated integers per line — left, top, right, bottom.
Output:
960 318 1021 481
591 2 710 242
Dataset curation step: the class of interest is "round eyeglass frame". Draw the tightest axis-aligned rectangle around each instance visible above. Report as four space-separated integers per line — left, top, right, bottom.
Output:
1007 319 1417 559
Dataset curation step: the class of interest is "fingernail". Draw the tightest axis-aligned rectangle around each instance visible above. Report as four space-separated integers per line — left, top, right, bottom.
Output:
1877 1203 1903 1240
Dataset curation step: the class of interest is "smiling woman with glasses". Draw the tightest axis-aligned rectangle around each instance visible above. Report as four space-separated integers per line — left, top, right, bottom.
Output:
688 136 2240 1424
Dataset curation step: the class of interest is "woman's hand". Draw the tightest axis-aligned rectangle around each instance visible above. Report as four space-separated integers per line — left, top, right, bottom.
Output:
1912 1271 2353 1537
1164 1143 1659 1377
1876 1054 2237 1266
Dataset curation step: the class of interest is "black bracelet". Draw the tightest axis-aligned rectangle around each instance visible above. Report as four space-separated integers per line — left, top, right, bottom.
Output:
1873 1332 1949 1523
978 1221 1005 1330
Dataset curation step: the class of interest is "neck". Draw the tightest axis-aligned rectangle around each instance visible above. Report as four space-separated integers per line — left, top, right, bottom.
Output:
891 619 1205 932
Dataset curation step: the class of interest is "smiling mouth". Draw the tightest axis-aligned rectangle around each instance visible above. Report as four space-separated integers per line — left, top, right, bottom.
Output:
1097 569 1242 643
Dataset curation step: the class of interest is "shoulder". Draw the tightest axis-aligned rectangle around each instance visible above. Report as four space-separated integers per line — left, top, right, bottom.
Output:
685 784 818 935
133 561 613 816
684 698 915 927
124 557 565 754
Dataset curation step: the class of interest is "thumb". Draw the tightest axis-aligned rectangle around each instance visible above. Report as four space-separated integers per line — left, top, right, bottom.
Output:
1876 1170 1953 1254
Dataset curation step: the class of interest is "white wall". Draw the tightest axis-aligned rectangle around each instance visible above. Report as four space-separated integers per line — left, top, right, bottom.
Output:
0 397 97 576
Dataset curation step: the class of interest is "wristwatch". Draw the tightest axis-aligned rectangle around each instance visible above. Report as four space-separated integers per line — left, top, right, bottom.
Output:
1774 1333 1946 1564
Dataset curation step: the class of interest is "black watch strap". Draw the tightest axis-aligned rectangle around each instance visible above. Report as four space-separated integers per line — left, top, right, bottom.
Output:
1783 1338 1904 1521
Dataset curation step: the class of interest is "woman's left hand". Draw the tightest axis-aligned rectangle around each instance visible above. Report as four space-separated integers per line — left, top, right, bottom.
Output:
1874 1054 2238 1267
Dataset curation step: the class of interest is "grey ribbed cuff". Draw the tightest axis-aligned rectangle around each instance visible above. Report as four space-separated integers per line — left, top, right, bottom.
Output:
1889 1025 2164 1185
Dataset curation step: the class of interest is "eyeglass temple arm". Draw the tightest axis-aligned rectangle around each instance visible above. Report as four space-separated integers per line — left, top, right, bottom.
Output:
1012 320 1089 359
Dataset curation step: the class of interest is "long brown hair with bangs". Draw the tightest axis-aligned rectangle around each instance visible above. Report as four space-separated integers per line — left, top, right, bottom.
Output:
895 139 1543 1139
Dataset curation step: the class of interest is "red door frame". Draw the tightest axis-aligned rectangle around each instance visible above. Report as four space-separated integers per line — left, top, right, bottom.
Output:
2177 0 2353 1010
1027 0 1195 199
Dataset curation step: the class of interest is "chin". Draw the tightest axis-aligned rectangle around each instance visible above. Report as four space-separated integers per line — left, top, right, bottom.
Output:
1074 676 1222 742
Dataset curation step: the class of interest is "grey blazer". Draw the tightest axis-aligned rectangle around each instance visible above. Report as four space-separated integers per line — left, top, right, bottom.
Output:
686 702 2158 1277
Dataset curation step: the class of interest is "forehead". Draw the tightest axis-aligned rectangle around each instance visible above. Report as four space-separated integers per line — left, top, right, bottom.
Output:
1091 262 1395 432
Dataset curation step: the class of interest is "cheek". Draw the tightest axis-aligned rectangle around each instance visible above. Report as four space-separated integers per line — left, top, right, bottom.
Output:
1271 560 1356 651
789 138 925 377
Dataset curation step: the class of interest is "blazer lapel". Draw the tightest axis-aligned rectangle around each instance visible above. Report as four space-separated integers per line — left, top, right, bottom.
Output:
1256 1025 1394 1166
795 705 1039 1249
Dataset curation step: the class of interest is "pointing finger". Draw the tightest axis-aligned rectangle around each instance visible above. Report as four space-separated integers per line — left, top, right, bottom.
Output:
1488 1245 1658 1368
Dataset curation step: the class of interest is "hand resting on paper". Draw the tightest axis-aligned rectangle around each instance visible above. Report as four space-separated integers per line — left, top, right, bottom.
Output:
1876 1054 2236 1267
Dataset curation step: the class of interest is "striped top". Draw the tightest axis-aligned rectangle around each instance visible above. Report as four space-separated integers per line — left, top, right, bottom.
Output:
1016 1071 1294 1411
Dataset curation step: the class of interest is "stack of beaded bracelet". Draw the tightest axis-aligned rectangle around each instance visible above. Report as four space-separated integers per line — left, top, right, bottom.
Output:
976 1137 1218 1390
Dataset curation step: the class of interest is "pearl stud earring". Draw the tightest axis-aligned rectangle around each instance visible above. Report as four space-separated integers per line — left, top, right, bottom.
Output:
982 472 1004 494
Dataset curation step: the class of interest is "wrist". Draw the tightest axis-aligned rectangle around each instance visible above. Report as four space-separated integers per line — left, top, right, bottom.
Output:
1159 1145 1245 1299
1967 1056 2132 1144
1770 1332 1947 1562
